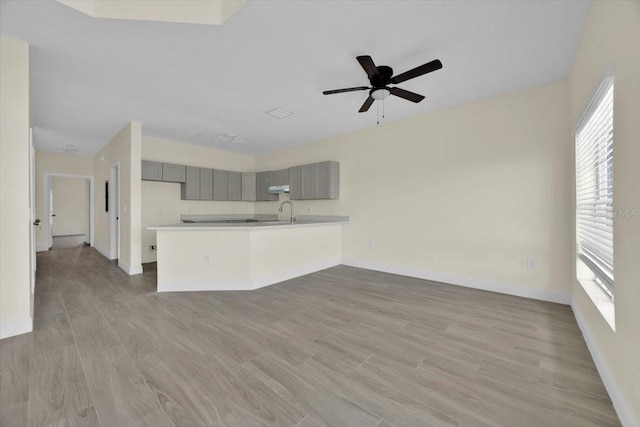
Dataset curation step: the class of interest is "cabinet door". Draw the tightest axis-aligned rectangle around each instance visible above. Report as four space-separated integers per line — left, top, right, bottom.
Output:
300 164 316 200
269 169 289 186
181 166 200 200
199 168 213 200
241 173 256 201
289 166 301 200
315 161 335 199
141 160 163 181
228 171 242 201
256 172 269 201
162 163 186 183
256 172 277 201
213 170 228 201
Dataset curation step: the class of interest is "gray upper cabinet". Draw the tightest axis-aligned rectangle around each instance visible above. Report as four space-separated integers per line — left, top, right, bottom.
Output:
213 170 228 201
181 166 200 200
269 169 289 186
199 168 213 200
299 161 339 200
162 163 186 183
141 160 163 181
316 161 339 199
289 166 301 200
256 171 278 201
148 160 338 201
228 171 242 201
241 173 256 201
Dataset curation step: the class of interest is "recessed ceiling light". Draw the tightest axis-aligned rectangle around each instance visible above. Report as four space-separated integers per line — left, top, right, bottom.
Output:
265 107 293 119
217 134 244 143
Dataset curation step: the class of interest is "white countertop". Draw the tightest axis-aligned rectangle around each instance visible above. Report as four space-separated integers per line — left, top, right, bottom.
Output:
149 215 349 231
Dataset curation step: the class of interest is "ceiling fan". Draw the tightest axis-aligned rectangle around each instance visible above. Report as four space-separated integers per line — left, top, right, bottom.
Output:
323 55 443 113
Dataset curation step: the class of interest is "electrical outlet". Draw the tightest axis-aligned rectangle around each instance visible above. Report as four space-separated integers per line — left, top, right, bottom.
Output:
204 253 211 263
149 245 156 251
368 241 376 249
527 257 537 271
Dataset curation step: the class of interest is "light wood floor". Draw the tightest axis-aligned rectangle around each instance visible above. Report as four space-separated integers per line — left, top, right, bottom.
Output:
0 247 620 427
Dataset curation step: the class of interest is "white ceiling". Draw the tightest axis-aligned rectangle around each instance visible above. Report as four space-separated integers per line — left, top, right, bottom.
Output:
0 0 590 155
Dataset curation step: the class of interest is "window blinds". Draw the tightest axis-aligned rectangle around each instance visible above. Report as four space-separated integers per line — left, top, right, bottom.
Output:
575 79 614 293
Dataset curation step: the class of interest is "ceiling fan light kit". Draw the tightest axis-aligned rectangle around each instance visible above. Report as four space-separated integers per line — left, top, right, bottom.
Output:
323 55 443 122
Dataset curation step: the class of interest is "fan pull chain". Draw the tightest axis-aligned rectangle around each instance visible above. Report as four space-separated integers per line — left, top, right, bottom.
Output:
376 99 379 125
383 97 385 119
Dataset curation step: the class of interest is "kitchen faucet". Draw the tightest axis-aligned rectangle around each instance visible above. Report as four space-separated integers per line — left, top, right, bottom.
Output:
279 200 296 224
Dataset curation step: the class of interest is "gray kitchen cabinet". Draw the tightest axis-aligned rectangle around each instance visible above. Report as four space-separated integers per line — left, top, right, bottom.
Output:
181 166 200 200
256 171 278 201
141 160 163 181
199 168 213 200
289 166 301 200
300 164 316 200
228 171 242 201
213 169 228 201
269 169 289 186
162 163 186 183
300 161 340 200
316 161 339 199
241 173 256 201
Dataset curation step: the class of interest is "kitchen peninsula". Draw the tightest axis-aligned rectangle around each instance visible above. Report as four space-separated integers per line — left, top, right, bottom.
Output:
149 215 348 292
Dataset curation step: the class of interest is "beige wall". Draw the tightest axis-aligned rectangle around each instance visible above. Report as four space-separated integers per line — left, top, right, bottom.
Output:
256 80 572 300
141 136 255 263
51 176 90 238
0 35 31 334
94 122 142 274
35 151 94 250
569 1 640 424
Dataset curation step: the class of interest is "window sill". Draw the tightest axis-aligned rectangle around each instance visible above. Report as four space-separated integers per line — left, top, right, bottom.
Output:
577 275 615 331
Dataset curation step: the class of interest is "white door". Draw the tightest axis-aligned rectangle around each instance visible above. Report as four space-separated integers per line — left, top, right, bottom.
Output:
48 177 54 248
109 165 120 260
29 129 37 300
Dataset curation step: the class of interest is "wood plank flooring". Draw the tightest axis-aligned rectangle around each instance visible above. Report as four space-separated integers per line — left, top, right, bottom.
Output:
0 247 620 426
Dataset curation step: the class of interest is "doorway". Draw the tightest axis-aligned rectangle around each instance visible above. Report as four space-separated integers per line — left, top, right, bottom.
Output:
44 173 94 250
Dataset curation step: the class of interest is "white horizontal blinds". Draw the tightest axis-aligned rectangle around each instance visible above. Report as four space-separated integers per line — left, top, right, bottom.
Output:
576 79 614 292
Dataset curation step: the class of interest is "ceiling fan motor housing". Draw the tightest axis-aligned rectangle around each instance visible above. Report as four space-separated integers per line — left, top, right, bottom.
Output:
370 65 393 87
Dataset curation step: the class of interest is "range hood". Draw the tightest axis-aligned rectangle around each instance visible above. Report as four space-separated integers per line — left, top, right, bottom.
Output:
267 184 290 193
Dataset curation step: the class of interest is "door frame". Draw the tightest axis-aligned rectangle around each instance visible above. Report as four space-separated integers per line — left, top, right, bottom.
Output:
109 163 120 261
44 173 94 249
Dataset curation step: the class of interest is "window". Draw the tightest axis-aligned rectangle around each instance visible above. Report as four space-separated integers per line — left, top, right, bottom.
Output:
575 78 614 298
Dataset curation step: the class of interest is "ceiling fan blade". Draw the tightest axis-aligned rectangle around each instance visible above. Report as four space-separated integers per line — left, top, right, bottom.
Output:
323 86 370 95
389 59 442 84
390 87 425 103
359 96 375 113
356 55 378 79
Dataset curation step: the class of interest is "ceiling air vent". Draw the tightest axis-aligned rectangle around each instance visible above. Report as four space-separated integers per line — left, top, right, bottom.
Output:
265 107 293 119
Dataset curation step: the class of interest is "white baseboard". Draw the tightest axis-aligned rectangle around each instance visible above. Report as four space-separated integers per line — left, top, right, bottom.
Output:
572 301 637 427
158 278 253 292
157 258 341 293
118 259 143 275
341 258 571 305
0 317 33 340
251 257 341 290
93 244 112 260
36 244 49 252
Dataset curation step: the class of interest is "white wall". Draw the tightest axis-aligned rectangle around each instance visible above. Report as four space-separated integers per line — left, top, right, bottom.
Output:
94 122 142 274
51 176 90 238
35 151 94 250
0 35 31 338
256 80 572 302
569 1 640 425
141 136 255 263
